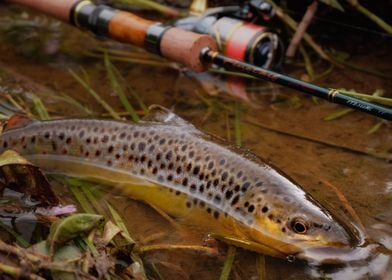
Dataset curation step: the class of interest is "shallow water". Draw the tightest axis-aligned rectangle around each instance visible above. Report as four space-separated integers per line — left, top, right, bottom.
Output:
0 3 391 279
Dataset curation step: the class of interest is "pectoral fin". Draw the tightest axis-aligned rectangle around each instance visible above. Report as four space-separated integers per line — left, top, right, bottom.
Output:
211 233 286 259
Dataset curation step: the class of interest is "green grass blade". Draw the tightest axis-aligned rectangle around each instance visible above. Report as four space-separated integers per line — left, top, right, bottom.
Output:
234 103 242 147
219 246 236 280
69 69 121 120
104 53 140 122
68 182 95 214
31 94 50 120
0 221 30 248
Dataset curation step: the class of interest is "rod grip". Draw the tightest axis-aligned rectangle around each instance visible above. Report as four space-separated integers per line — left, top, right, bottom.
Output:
7 0 80 22
160 27 217 72
108 11 153 47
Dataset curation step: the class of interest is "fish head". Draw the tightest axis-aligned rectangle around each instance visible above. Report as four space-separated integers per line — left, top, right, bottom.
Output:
243 177 360 262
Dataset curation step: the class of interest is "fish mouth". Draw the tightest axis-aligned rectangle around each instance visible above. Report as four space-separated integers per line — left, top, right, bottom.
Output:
277 240 355 264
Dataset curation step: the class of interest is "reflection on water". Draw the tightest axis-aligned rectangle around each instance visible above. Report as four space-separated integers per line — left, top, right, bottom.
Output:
0 5 391 279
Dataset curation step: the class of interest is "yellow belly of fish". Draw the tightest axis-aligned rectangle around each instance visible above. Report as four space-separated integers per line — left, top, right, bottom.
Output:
26 155 289 258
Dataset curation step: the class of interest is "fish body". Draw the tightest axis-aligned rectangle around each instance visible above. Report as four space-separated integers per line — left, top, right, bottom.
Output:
0 107 357 261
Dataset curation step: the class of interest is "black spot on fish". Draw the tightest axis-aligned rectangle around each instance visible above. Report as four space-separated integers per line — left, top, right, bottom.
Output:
225 190 233 200
262 206 269 213
199 184 204 193
119 132 126 139
95 150 101 156
237 171 243 178
152 167 158 175
214 195 221 204
123 144 128 151
108 146 114 153
58 133 65 140
241 182 251 192
213 178 219 187
168 163 174 170
182 178 188 187
107 160 112 166
206 208 212 214
213 211 219 219
190 184 196 193
148 145 155 152
193 165 200 175
79 130 85 138
31 136 36 143
186 202 191 208
148 160 153 168
138 142 146 152
189 151 195 158
248 205 255 213
166 151 173 160
167 174 173 181
44 132 50 139
101 135 109 143
86 138 91 144
221 172 228 181
66 137 72 144
176 166 182 174
231 195 240 206
234 185 240 192
156 153 161 161
159 138 166 145
207 161 214 169
181 144 187 151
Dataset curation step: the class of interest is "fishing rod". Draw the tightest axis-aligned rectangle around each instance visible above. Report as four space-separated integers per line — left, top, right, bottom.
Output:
6 0 392 121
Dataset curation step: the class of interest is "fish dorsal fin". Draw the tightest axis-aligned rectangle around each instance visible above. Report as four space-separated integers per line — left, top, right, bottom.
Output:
3 113 37 132
143 105 199 132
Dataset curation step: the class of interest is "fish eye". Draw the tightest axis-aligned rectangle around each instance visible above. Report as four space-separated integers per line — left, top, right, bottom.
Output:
290 218 309 234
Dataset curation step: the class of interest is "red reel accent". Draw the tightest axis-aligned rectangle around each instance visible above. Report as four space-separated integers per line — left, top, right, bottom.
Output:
224 23 264 62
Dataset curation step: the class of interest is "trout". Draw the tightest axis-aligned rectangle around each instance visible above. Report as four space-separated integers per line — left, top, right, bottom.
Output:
0 106 358 262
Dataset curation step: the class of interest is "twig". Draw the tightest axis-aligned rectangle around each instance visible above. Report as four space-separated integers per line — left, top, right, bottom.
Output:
286 1 318 58
345 0 392 34
320 179 368 237
267 0 331 61
256 254 266 280
0 262 45 280
244 117 391 161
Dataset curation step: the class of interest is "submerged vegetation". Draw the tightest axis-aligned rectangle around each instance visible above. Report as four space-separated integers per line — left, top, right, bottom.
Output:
0 0 390 279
